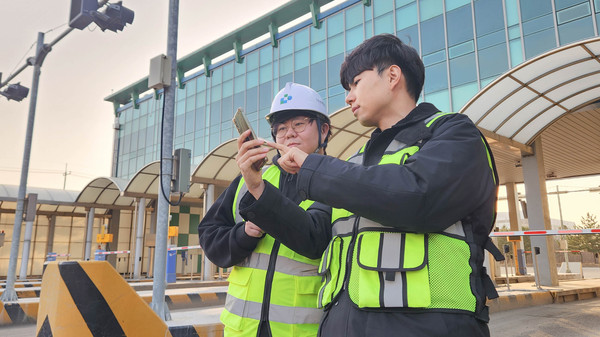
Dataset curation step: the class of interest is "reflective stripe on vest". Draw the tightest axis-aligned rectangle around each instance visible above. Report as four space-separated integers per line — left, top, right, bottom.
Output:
222 165 321 334
318 112 484 312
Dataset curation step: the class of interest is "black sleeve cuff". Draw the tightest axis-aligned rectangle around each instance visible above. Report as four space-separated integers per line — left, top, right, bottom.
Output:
296 154 324 200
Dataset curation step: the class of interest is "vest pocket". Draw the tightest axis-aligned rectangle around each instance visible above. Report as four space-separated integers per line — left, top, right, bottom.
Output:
350 231 431 308
221 266 254 331
317 236 343 308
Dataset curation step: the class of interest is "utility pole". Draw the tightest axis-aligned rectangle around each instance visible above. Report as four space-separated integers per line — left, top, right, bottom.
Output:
150 0 179 321
1 33 45 302
63 163 71 189
556 186 571 273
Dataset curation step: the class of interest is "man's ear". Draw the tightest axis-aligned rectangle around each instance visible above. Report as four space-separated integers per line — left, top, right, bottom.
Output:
388 65 402 89
321 122 330 138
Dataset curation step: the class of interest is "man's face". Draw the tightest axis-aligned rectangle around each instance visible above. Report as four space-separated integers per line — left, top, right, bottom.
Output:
272 115 325 154
345 67 392 128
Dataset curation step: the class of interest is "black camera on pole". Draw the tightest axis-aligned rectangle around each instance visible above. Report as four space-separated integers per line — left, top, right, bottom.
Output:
0 83 29 101
91 2 135 32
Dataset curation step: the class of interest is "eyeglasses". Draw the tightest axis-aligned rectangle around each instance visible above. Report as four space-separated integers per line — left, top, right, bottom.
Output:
272 117 315 138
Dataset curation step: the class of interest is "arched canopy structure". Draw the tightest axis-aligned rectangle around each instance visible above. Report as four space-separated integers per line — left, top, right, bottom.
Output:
461 37 600 184
76 177 136 209
0 185 98 216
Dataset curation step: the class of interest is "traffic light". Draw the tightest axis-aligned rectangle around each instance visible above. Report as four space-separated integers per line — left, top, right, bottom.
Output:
0 83 29 102
91 2 134 32
69 0 99 30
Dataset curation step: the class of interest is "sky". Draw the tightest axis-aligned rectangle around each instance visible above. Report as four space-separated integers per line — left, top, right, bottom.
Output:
0 0 598 225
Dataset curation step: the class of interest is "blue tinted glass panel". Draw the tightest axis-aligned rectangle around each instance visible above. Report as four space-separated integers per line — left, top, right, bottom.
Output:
295 29 309 50
558 16 594 44
346 4 363 29
234 76 245 93
374 0 393 17
311 41 326 63
210 102 220 126
328 54 345 88
449 40 474 58
280 55 293 75
396 0 413 6
328 84 345 97
196 76 206 91
176 100 185 115
555 0 587 11
259 47 272 66
474 0 504 36
366 19 373 39
246 87 257 113
424 62 448 94
426 90 450 112
260 65 272 84
211 85 221 102
279 74 293 89
328 13 344 36
478 43 508 79
450 53 477 86
259 82 271 109
596 0 600 11
446 0 470 11
196 90 205 107
295 48 309 70
176 115 185 136
520 0 552 21
509 39 524 67
223 80 233 96
211 67 222 83
447 5 474 46
195 107 205 131
295 67 309 86
396 3 417 30
247 52 259 70
508 25 521 39
346 25 364 51
311 25 326 43
186 96 195 112
328 34 344 56
523 28 556 58
477 30 506 50
311 60 326 91
222 63 233 81
522 13 554 35
329 93 346 113
374 13 394 34
185 79 196 95
420 0 443 21
505 0 520 26
397 25 419 52
423 50 446 65
279 36 293 57
421 16 445 55
222 96 232 122
194 136 204 157
233 93 243 113
557 2 591 24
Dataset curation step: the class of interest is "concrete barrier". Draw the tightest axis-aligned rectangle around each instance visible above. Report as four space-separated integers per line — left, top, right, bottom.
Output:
36 261 173 337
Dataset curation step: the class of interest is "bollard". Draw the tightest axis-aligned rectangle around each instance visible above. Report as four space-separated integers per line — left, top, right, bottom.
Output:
503 244 511 291
532 247 542 290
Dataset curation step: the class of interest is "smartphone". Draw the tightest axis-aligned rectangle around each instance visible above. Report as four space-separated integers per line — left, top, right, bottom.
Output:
232 108 266 171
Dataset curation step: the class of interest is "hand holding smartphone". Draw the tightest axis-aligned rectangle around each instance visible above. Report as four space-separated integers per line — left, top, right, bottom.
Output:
233 108 266 171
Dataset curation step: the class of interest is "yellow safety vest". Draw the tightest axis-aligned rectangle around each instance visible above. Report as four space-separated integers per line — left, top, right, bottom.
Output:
318 112 496 314
221 165 322 337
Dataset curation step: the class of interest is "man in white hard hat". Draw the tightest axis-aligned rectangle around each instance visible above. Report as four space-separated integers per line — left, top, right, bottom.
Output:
198 82 332 337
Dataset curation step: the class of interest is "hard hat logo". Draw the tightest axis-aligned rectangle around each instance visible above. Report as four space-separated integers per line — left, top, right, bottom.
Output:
280 94 293 104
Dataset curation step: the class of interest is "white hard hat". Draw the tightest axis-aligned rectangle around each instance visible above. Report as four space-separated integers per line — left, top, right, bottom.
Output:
266 82 329 125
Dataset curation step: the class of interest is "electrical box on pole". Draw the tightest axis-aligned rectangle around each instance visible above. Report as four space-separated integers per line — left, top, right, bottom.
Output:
148 54 172 90
24 193 37 222
172 148 191 193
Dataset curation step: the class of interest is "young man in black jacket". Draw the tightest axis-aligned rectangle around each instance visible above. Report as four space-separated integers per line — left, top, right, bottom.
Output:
198 82 332 337
238 34 499 337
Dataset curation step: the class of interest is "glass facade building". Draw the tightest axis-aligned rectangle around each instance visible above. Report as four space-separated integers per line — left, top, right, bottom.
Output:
113 0 600 179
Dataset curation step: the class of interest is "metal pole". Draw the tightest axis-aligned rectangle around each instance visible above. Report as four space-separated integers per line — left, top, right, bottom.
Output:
151 0 178 321
18 220 34 280
556 186 571 273
1 33 45 302
84 207 95 260
134 198 146 279
203 184 215 281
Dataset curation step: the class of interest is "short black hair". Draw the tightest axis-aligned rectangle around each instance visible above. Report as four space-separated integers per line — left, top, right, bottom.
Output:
340 34 425 102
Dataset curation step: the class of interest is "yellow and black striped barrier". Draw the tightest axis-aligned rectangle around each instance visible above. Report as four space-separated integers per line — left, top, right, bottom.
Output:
0 299 38 325
169 322 224 337
37 261 172 337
